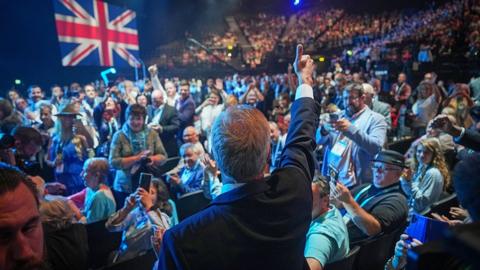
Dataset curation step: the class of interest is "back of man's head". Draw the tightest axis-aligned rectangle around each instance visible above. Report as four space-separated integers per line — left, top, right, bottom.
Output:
453 153 480 222
211 105 270 182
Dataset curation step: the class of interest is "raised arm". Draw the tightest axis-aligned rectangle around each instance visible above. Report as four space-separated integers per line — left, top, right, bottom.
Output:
149 64 167 98
280 45 320 182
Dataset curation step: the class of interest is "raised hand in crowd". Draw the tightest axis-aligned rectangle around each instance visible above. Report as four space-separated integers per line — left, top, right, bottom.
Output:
293 44 314 86
430 114 462 137
136 187 154 211
201 153 218 178
124 192 137 210
330 182 353 204
332 118 352 132
386 234 423 270
148 64 158 76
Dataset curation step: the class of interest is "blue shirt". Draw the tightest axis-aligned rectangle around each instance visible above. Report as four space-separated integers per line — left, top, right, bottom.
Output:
172 161 204 198
305 206 350 266
83 185 116 224
317 106 387 186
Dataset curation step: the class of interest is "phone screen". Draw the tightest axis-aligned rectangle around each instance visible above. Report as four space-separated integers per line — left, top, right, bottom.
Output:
329 113 339 122
329 165 339 184
139 173 152 192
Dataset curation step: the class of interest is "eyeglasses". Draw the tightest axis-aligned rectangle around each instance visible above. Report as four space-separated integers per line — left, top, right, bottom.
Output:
372 164 402 172
342 95 360 101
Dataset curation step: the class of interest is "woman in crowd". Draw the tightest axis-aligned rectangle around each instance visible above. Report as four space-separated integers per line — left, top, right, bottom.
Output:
442 83 475 128
93 95 121 157
68 157 116 224
105 179 172 263
401 137 451 216
411 81 442 137
136 93 149 108
109 104 167 203
40 199 88 270
195 89 224 140
48 103 89 195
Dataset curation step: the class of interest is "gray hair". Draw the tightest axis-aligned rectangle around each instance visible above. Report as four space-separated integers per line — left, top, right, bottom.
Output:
211 105 270 182
40 199 75 230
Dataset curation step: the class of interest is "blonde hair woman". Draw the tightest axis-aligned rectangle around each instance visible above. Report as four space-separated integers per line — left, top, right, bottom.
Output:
401 137 451 216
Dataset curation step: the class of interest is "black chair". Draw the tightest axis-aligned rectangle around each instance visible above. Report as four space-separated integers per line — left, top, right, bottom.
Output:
325 245 360 270
427 193 459 219
102 249 157 270
354 224 406 270
86 219 123 269
176 190 211 221
157 157 181 175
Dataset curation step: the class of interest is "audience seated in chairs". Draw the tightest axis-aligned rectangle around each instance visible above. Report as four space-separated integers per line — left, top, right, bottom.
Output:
68 157 116 224
105 179 171 264
331 150 408 244
401 137 451 219
305 177 350 270
385 153 480 270
167 143 205 198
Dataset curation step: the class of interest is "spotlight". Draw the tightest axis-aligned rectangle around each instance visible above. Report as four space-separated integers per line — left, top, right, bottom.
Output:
294 0 300 6
14 79 21 85
347 50 353 56
318 56 325 62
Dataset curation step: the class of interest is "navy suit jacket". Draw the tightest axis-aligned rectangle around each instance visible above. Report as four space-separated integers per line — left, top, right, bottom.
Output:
459 129 480 152
156 97 320 270
158 105 180 157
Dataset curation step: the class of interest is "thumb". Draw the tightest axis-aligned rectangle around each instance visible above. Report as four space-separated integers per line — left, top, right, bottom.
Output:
295 44 304 66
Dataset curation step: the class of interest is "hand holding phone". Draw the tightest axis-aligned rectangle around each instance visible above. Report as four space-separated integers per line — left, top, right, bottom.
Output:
329 113 339 123
139 172 152 192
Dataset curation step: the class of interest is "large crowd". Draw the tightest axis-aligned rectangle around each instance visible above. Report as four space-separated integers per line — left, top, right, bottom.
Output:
152 0 478 70
2 1 480 270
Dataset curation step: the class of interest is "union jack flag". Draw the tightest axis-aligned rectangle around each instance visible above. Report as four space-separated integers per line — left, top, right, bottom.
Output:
53 0 140 67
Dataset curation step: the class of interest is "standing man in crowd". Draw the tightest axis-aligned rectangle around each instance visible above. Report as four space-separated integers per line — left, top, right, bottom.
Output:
175 81 196 146
156 44 320 269
363 83 392 129
148 90 180 158
318 83 387 188
391 73 412 137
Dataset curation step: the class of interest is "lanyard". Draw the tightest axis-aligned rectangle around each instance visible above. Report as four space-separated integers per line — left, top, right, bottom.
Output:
354 184 399 209
344 184 398 224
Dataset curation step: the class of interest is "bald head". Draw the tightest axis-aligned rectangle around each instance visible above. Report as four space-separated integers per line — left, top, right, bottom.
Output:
151 90 164 108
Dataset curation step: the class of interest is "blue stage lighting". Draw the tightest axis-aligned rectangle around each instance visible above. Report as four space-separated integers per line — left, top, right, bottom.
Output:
294 0 300 6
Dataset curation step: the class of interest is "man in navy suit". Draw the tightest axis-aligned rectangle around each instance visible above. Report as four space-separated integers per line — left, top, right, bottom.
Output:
156 44 320 270
175 81 196 146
